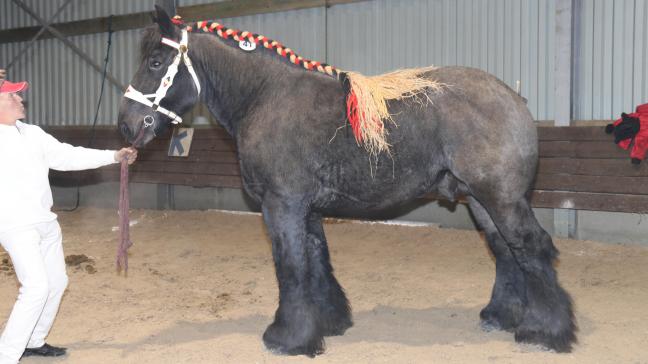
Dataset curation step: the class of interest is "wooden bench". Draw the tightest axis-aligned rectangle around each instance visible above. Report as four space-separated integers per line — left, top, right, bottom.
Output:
530 126 648 214
47 125 648 214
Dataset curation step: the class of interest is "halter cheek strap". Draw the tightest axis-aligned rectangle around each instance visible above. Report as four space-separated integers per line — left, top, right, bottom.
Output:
123 29 201 125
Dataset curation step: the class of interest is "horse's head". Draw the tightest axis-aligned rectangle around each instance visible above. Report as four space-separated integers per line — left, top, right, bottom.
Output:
118 6 201 147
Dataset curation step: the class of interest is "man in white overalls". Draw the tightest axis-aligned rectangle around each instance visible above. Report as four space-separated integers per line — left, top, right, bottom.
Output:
0 71 137 364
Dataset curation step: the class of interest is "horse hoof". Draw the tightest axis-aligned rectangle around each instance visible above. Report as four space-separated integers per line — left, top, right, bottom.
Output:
513 273 577 352
322 316 353 337
263 322 325 357
514 327 576 353
479 305 521 332
479 318 502 332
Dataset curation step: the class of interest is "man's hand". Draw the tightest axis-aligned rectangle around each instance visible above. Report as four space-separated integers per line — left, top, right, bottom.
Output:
114 147 138 164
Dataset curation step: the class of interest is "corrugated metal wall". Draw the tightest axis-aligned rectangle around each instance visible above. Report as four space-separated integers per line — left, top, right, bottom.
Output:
0 0 645 126
574 0 648 120
0 1 325 126
0 0 225 126
327 0 555 121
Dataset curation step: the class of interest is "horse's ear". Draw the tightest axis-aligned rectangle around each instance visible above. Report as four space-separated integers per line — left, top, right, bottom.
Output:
156 0 176 17
153 5 175 37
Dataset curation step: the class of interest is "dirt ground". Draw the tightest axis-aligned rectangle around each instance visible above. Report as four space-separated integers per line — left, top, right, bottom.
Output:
1 208 647 364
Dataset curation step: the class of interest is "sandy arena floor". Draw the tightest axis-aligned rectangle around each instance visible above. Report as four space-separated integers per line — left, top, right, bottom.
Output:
1 208 647 364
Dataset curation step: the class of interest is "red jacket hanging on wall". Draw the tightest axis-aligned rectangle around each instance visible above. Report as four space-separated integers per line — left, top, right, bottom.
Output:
606 103 648 164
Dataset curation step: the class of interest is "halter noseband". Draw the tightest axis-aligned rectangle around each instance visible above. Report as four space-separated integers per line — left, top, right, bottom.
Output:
124 29 201 125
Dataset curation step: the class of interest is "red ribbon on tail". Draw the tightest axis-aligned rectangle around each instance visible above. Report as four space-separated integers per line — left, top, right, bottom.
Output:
346 89 362 143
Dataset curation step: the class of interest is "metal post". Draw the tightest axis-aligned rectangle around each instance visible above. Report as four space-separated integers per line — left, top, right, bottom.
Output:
553 0 577 238
555 0 572 127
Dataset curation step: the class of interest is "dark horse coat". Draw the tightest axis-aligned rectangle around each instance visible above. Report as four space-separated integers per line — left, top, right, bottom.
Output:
118 7 576 357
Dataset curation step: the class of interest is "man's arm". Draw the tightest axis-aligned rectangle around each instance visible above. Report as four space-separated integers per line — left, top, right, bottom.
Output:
114 148 138 164
36 127 137 171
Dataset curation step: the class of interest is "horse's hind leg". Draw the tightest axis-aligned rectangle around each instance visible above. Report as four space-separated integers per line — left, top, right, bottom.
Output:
261 194 324 357
477 196 576 352
467 196 526 332
306 213 353 336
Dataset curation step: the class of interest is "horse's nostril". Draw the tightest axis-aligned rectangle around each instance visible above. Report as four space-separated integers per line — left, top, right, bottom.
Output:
120 123 132 139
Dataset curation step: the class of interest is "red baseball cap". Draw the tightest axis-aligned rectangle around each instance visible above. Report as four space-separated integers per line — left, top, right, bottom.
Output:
0 80 29 93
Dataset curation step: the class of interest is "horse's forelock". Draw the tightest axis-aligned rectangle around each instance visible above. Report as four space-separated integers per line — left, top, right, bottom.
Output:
139 27 163 63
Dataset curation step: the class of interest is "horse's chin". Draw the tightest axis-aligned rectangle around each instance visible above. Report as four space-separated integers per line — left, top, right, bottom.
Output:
132 131 156 148
119 125 155 148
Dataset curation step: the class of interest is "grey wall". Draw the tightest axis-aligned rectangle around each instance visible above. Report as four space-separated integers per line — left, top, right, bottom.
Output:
4 0 648 123
1 0 558 125
573 0 648 120
0 0 224 127
327 0 556 120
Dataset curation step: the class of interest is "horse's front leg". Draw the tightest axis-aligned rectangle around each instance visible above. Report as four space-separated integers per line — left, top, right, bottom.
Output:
306 212 353 336
261 194 324 357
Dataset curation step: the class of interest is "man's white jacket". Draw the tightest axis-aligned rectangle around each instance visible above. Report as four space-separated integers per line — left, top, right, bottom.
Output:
0 121 116 233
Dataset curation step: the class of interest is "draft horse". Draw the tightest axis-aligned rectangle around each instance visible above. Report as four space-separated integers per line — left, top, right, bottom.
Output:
117 7 576 356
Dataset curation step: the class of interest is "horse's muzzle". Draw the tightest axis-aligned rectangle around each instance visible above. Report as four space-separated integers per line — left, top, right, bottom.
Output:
119 122 134 143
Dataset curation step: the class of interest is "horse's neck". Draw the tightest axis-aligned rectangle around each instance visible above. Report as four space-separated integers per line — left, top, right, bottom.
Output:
191 34 289 136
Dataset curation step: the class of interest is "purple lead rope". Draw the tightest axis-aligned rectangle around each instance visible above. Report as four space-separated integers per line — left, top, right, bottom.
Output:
117 127 146 271
117 158 132 271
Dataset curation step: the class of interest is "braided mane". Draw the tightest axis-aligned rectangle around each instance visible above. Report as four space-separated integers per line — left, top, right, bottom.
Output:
180 17 337 78
171 16 443 156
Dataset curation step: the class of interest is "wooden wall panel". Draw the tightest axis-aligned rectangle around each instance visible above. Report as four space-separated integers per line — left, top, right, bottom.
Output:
47 126 647 213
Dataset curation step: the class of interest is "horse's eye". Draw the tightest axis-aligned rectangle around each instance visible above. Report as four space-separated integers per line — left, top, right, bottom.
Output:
150 60 162 69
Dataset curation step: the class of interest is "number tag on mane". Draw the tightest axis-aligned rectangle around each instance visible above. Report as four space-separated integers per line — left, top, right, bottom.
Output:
239 40 256 52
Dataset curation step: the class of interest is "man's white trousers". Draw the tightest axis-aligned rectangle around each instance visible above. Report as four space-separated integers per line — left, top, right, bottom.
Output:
0 221 68 364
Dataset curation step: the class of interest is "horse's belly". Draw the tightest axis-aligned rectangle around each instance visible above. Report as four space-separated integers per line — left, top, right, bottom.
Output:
313 168 441 215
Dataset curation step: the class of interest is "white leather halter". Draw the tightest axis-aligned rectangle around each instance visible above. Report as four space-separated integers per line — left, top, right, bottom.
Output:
123 29 201 125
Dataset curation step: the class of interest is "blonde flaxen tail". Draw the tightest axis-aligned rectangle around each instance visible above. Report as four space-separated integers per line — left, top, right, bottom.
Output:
343 66 445 157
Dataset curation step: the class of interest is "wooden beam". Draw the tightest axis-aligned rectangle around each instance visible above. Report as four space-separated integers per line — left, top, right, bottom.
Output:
538 158 648 177
534 173 648 195
530 190 648 214
537 125 609 141
0 0 370 44
538 141 628 159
